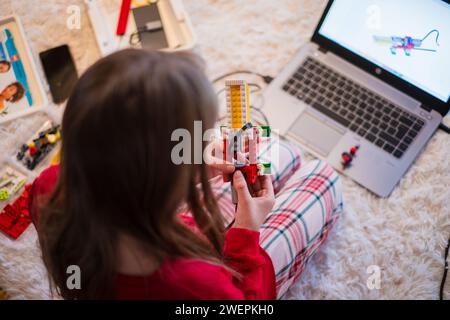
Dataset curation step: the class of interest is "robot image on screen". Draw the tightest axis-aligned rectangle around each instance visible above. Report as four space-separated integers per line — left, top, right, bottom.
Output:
373 29 440 56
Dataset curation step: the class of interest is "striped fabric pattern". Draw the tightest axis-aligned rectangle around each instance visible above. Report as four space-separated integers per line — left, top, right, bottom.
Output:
209 138 343 298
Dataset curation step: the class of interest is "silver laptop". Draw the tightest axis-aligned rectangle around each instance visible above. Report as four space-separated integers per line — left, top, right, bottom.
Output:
263 0 450 197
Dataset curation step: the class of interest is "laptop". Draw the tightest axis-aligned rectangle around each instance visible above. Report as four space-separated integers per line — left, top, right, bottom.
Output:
263 0 450 197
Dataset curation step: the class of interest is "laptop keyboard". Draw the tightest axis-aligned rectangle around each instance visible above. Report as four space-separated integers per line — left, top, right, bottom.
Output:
282 57 425 158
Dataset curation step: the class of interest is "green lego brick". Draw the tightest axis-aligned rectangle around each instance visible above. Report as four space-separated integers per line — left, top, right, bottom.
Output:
12 179 26 194
0 189 10 201
260 126 271 137
261 163 271 174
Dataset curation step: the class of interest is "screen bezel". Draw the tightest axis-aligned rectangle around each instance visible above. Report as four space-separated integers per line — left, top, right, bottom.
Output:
311 0 450 117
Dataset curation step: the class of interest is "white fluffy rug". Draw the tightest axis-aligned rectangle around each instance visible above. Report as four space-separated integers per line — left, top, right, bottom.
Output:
0 0 449 300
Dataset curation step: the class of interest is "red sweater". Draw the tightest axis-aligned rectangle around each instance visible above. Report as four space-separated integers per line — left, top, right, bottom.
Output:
29 165 276 299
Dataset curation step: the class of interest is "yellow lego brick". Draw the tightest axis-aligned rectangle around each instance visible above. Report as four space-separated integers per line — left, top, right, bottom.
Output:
51 148 61 165
245 83 251 123
225 80 252 128
230 85 243 128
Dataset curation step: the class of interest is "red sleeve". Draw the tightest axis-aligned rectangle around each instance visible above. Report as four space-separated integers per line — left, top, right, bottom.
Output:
223 227 276 299
28 165 60 226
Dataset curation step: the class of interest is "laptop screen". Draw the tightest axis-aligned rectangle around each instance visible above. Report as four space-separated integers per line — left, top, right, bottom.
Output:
318 0 450 103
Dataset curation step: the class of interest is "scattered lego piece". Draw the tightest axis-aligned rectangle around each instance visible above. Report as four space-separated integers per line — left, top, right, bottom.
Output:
51 148 61 165
16 122 61 171
12 179 26 194
0 166 27 204
0 189 10 201
350 146 359 155
341 145 360 169
28 144 38 157
46 133 58 144
0 184 32 239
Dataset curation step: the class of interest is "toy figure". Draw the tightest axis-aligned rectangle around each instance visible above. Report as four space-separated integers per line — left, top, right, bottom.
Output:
221 80 271 204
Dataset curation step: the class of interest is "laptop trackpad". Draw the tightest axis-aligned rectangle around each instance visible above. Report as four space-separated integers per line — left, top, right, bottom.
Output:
290 112 343 156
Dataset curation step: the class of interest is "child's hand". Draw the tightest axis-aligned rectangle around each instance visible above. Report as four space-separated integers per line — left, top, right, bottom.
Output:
232 171 275 232
208 160 235 175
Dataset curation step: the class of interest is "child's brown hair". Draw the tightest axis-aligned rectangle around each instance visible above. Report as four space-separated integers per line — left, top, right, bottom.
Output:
38 49 225 299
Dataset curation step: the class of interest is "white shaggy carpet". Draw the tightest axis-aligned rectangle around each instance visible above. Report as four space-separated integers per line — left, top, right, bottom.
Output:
0 0 449 300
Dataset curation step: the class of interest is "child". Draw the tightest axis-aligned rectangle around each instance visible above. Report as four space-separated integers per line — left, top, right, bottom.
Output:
29 49 343 299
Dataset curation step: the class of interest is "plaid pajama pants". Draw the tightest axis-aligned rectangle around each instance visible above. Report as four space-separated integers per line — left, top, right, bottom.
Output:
209 138 344 298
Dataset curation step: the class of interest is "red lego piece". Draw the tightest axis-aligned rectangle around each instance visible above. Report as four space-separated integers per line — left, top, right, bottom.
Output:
222 138 231 183
28 145 37 156
0 184 32 240
341 152 352 168
239 164 258 185
341 145 360 169
350 145 359 156
223 138 227 162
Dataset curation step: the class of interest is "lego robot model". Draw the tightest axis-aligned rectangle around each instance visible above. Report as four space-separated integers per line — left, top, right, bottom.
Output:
221 80 271 204
373 29 440 56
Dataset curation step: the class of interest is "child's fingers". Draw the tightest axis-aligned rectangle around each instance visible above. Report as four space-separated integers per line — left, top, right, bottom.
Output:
210 139 224 157
249 178 262 195
210 161 235 174
233 171 251 201
205 147 235 173
259 175 274 198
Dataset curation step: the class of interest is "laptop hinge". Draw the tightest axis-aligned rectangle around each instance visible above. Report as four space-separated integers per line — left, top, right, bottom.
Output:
421 104 432 112
318 46 328 54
